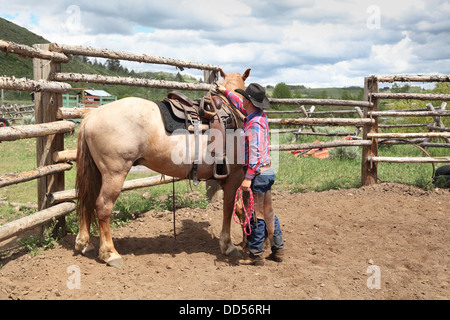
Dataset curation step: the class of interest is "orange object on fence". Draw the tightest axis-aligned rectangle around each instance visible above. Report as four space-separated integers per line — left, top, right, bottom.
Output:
291 135 353 159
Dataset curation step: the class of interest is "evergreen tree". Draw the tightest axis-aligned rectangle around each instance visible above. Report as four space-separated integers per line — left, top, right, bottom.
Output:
272 82 292 98
341 90 352 100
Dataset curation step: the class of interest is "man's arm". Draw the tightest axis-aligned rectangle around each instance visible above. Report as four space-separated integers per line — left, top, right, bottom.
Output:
217 85 246 115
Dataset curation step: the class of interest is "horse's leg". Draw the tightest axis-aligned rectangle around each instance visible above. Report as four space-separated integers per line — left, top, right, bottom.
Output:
75 212 95 257
220 168 244 258
96 173 128 267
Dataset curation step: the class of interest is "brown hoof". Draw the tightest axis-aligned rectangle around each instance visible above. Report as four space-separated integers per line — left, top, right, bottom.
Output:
106 258 124 268
226 247 243 258
82 244 96 258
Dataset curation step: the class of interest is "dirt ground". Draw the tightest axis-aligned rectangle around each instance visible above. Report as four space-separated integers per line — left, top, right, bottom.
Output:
0 182 449 300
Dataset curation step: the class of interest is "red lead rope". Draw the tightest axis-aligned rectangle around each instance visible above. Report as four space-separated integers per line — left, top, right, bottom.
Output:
232 187 254 236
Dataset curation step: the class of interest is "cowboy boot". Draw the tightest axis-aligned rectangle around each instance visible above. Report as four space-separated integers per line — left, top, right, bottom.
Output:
267 216 284 262
240 216 266 266
263 191 284 262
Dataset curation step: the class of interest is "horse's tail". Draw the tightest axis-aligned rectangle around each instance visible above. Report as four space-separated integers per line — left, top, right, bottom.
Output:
75 118 102 227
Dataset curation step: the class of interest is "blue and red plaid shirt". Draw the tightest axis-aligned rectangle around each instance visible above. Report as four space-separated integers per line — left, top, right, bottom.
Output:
224 89 271 180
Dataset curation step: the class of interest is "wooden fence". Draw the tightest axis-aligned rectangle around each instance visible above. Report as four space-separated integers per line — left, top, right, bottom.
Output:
1 39 450 243
0 104 35 124
265 76 450 185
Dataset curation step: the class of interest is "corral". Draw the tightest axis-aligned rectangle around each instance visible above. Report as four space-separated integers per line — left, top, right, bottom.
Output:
0 39 449 300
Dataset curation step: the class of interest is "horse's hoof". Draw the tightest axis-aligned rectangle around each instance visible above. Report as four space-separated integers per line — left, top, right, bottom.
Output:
81 243 96 258
75 242 96 258
226 247 242 258
106 257 124 268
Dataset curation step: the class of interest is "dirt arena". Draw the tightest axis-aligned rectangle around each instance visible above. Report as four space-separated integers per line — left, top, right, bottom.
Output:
0 182 449 300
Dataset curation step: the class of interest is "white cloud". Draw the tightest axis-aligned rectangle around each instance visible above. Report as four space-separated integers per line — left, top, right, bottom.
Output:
371 31 416 74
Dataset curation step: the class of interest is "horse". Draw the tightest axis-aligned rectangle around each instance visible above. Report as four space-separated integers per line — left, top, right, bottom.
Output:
74 68 251 267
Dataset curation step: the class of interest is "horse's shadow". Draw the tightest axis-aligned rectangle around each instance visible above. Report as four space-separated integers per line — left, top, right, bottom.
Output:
63 218 240 265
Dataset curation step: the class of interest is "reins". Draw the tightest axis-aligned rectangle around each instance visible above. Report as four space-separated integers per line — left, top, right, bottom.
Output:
232 187 254 236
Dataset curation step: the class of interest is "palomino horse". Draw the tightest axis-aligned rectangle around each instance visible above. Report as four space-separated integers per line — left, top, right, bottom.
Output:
75 68 250 266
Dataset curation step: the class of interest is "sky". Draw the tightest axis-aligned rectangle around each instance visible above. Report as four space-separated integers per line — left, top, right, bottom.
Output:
1 0 449 88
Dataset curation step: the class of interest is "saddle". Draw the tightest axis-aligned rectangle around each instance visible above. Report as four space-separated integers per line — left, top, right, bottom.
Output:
165 92 237 131
156 91 242 184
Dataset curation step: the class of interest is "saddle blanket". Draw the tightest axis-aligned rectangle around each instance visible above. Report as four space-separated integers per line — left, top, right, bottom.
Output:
154 99 191 133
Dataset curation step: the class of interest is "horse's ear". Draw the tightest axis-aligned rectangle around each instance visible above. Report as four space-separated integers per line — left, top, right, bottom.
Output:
242 68 251 81
219 68 227 79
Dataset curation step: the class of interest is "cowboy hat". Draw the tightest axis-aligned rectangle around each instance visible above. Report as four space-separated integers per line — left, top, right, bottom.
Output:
235 83 270 110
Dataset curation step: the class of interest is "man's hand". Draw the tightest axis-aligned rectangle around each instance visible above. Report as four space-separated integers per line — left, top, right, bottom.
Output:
217 84 227 93
240 178 252 192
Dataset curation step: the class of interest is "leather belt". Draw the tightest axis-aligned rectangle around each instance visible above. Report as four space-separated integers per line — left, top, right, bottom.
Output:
244 163 272 175
257 165 272 174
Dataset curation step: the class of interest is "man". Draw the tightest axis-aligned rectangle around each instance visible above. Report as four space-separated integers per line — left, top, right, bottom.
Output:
217 83 284 266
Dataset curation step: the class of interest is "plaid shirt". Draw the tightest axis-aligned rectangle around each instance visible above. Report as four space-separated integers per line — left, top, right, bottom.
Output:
224 89 271 180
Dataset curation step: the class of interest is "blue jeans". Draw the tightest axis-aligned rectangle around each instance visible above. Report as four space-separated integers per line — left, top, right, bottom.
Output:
250 168 275 193
247 168 284 256
248 216 284 257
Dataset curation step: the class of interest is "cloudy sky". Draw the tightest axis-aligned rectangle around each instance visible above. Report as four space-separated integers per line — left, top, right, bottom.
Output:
1 0 449 87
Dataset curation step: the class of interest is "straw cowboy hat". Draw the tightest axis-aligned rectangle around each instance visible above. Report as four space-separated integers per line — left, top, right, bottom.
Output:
235 83 270 110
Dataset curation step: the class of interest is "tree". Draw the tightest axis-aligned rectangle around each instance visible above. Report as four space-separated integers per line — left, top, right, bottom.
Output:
341 90 352 100
434 83 450 94
272 82 292 98
106 59 122 72
391 83 411 93
175 72 183 82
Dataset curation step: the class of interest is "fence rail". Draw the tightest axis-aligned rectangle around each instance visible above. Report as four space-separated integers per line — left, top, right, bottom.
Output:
0 163 73 188
0 76 72 93
269 97 372 108
370 93 450 101
368 156 450 163
51 72 211 91
374 75 450 83
49 43 220 71
0 40 69 62
0 121 75 141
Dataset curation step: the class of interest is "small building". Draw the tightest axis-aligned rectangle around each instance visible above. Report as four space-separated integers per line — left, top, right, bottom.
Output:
83 89 117 107
62 89 117 123
62 89 117 109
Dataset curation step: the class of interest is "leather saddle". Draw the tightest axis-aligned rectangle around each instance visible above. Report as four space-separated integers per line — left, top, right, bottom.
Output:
161 91 240 183
164 92 236 131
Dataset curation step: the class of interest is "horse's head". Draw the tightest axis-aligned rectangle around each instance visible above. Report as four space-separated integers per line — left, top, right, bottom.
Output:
219 68 251 97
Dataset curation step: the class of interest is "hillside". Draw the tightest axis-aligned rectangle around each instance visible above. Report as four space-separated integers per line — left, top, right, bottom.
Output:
0 17 204 102
0 18 49 81
266 84 364 100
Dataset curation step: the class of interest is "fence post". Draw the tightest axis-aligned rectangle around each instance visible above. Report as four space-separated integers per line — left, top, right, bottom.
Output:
361 76 379 186
33 43 66 237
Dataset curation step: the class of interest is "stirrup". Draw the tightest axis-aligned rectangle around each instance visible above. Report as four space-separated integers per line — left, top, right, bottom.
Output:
213 156 230 180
